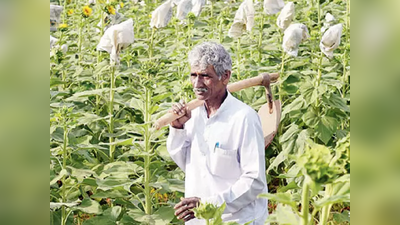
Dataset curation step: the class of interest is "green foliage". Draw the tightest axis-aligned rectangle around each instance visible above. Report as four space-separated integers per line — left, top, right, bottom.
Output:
297 142 342 184
193 202 225 222
192 202 254 225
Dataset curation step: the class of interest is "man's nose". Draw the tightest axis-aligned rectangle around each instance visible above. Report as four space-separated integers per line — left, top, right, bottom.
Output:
192 76 203 87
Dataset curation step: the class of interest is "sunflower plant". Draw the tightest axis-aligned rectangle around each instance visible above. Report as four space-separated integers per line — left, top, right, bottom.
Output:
104 4 116 15
82 5 92 18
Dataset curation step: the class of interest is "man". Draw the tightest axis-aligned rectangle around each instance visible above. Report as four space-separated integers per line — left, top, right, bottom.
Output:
167 42 268 224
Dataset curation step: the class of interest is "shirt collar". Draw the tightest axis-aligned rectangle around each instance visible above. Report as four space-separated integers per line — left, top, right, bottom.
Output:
200 90 233 119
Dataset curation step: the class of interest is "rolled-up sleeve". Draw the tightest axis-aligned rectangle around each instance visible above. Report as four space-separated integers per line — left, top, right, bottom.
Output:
166 126 191 173
202 114 266 214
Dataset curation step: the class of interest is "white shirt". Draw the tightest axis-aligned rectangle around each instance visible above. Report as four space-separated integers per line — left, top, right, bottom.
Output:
167 92 268 225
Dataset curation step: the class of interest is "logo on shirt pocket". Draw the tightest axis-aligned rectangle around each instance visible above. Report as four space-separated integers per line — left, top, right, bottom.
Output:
207 147 240 179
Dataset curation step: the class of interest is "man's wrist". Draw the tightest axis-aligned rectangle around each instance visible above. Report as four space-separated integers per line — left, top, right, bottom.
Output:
171 123 184 129
169 125 187 136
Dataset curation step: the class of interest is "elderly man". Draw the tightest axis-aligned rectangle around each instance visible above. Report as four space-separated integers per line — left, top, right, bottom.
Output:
167 42 268 224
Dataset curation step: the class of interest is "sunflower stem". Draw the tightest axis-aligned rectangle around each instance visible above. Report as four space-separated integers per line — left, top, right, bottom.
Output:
236 37 241 80
219 19 223 43
108 63 116 162
143 25 156 216
150 28 155 58
317 0 321 26
300 181 310 225
63 0 68 23
100 8 105 36
319 184 333 225
211 0 214 18
144 86 152 215
315 52 323 112
78 16 83 64
61 124 68 225
258 15 265 64
341 50 347 99
279 51 285 102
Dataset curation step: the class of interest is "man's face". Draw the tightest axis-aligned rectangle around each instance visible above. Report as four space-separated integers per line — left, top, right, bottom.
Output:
190 65 230 101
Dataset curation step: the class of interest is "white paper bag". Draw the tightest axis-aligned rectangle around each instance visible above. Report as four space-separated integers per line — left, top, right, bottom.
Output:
176 0 193 21
228 0 255 38
97 19 135 63
277 2 295 31
263 0 284 15
191 0 205 17
150 0 173 28
282 23 309 57
320 23 343 59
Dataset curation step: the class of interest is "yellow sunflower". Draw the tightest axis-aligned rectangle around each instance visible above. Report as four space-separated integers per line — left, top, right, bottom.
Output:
58 23 68 29
82 5 92 17
67 9 73 16
106 5 116 15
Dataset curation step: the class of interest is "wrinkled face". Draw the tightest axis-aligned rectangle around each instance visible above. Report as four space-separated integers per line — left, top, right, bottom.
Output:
190 65 230 101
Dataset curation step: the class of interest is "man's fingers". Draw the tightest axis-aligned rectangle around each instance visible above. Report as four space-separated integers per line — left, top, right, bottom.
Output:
171 104 178 112
183 211 195 222
188 202 198 208
185 106 191 117
174 197 201 221
174 197 198 210
174 203 191 216
177 208 193 220
172 105 183 115
175 202 198 217
172 103 187 116
177 102 185 114
170 99 189 117
174 198 190 210
174 200 183 210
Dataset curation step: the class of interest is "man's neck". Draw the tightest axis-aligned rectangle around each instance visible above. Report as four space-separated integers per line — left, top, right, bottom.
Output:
204 90 228 118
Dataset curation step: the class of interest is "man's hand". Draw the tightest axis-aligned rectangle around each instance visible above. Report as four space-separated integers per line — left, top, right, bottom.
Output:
174 197 200 222
170 100 191 129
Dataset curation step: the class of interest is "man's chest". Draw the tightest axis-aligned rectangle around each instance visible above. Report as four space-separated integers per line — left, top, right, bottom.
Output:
188 117 243 179
189 116 243 155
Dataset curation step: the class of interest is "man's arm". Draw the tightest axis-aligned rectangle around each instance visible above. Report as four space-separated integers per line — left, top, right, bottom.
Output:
167 126 191 172
202 113 267 214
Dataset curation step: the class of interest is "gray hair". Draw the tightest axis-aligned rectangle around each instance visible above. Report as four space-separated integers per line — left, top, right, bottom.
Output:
188 42 232 79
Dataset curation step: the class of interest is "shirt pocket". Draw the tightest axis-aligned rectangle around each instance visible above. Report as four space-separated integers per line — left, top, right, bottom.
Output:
208 147 241 179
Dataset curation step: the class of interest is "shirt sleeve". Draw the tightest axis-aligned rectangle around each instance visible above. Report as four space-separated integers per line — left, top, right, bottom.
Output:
166 125 191 173
202 113 267 214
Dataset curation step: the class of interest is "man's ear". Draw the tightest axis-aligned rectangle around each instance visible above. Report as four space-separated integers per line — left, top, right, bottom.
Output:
222 71 231 85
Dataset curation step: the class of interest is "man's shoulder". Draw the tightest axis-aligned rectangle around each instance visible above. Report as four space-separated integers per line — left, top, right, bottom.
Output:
229 95 260 120
230 95 256 113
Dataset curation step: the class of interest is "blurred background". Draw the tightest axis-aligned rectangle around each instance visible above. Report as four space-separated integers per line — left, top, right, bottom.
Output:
351 0 400 224
0 0 48 225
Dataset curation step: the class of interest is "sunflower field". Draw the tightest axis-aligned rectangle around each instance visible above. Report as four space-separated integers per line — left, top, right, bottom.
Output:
50 0 350 224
